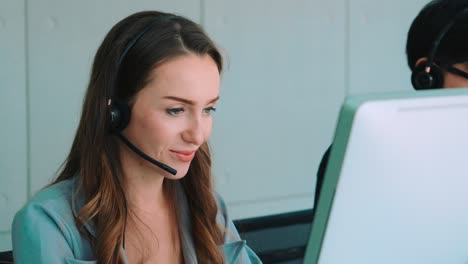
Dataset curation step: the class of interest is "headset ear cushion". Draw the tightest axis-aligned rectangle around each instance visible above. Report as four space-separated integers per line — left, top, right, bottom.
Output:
411 64 444 90
428 65 444 89
110 100 131 133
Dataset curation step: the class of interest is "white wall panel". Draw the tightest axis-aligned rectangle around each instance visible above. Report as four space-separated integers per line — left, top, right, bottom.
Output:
0 0 27 252
0 233 12 252
348 0 430 94
204 0 346 218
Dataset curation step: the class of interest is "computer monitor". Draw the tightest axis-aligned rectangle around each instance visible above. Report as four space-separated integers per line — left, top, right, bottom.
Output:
304 88 468 264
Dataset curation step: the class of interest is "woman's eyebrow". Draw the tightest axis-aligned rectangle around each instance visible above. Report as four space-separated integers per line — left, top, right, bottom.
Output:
163 95 220 105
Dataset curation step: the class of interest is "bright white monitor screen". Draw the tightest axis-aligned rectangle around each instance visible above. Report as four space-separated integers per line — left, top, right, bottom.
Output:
304 88 468 264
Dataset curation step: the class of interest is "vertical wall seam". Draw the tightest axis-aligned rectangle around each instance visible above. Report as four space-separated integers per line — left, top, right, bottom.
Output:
200 0 205 27
24 0 31 199
345 0 350 95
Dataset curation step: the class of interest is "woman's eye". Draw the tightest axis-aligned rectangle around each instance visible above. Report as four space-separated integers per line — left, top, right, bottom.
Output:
166 108 184 116
203 106 217 115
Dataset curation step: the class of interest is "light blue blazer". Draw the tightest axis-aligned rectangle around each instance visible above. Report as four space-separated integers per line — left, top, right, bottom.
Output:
12 178 262 264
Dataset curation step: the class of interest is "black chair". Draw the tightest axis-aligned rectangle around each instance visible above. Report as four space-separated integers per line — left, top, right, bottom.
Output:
0 250 13 264
234 209 314 264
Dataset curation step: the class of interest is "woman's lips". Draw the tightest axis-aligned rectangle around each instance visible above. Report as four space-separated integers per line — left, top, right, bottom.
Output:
170 150 196 162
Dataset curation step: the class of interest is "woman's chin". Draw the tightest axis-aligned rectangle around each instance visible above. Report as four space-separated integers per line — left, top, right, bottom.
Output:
165 167 189 180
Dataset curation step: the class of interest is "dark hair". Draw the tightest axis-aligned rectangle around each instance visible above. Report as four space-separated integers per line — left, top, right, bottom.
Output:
406 0 468 70
54 11 224 263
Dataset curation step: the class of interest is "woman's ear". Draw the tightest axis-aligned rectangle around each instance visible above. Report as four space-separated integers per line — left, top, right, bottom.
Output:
414 57 428 68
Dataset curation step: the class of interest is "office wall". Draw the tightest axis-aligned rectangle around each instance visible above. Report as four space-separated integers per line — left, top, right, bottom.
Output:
0 0 27 252
0 0 429 251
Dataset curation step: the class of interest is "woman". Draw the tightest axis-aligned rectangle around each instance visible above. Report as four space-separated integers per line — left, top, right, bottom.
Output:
12 10 261 264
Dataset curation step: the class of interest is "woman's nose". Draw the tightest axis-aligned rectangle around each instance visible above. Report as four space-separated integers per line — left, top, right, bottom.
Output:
182 116 205 145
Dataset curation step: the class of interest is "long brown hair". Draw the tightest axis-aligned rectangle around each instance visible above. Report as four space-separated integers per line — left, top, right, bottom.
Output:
54 11 225 263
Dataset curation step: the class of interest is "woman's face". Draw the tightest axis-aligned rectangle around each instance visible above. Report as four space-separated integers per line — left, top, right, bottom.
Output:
123 53 220 178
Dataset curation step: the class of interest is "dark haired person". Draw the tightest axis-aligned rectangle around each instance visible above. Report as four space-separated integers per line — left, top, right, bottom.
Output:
12 11 261 264
407 0 468 89
314 0 468 218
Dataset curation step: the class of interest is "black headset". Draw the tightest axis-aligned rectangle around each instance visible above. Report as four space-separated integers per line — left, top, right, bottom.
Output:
411 6 468 90
109 99 131 133
107 18 177 175
108 18 160 133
